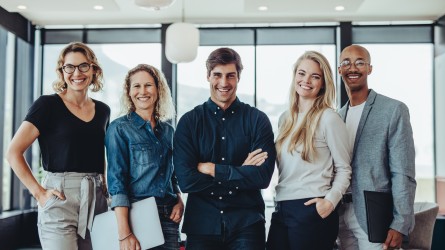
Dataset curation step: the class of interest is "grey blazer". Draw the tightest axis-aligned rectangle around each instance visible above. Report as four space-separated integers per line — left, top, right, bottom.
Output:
339 89 416 236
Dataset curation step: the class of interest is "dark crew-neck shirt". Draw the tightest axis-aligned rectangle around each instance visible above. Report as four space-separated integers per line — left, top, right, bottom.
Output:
173 98 276 235
25 94 110 173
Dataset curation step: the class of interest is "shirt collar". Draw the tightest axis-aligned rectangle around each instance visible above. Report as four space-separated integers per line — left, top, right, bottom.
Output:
128 111 163 130
206 97 240 115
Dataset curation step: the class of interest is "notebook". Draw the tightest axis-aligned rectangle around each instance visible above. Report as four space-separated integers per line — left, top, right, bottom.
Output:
364 190 393 243
91 197 165 250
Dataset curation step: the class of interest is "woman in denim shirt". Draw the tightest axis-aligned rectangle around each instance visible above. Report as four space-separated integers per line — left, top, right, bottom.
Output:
105 64 184 250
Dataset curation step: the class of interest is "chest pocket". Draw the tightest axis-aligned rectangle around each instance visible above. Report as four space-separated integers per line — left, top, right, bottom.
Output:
131 143 155 166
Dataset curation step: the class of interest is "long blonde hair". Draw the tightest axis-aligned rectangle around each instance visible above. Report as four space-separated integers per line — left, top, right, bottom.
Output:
122 64 175 122
275 51 336 162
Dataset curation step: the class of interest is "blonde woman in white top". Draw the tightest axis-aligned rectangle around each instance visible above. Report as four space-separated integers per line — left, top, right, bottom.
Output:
266 51 351 250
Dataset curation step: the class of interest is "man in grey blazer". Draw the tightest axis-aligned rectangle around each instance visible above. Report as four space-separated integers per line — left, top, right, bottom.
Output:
336 45 416 250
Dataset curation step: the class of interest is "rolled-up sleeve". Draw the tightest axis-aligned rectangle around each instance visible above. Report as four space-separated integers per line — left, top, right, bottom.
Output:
105 122 131 208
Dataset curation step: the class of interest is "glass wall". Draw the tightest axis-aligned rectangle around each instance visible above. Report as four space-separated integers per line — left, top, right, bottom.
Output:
1 31 15 211
0 24 436 212
358 43 435 202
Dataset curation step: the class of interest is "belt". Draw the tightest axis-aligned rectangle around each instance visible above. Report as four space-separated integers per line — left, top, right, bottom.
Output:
78 175 98 239
342 193 353 204
45 172 100 239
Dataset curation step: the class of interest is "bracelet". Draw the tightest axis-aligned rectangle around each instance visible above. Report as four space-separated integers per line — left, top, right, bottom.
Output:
118 232 133 241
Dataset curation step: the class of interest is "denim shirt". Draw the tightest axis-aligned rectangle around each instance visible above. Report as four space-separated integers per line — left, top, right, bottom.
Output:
173 98 276 235
105 111 179 208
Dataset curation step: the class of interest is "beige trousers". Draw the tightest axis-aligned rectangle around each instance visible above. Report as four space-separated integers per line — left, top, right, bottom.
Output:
37 172 108 250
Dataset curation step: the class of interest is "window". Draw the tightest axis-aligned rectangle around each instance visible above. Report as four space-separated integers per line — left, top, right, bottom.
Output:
1 32 16 211
359 43 435 202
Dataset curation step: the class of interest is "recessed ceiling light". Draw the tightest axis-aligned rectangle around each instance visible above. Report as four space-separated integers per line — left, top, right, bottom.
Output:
17 5 27 10
94 5 104 10
258 6 268 11
335 5 345 11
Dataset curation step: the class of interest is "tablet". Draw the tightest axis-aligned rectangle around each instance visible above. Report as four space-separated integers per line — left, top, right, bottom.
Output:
91 197 165 249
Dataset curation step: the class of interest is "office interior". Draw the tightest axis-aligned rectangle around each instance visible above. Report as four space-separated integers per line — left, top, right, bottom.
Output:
0 0 445 249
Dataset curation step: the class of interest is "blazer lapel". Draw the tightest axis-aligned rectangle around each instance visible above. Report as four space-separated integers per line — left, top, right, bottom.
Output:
352 90 377 159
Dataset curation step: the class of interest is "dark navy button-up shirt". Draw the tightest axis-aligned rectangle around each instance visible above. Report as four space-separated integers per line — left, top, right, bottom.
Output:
105 111 179 208
173 98 276 235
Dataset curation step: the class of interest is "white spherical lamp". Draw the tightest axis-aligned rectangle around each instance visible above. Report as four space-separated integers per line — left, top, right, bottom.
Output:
134 0 176 11
166 22 199 63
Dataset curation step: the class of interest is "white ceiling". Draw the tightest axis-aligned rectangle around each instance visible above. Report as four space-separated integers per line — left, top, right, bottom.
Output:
1 0 445 27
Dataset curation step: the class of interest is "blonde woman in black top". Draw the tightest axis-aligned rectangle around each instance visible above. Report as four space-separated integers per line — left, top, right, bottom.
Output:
6 42 110 250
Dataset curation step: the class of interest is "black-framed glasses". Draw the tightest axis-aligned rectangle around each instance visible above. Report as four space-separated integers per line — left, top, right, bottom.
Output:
61 63 92 74
340 59 370 69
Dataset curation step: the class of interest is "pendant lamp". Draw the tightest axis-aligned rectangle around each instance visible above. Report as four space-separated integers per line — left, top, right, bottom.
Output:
165 0 199 63
134 0 176 11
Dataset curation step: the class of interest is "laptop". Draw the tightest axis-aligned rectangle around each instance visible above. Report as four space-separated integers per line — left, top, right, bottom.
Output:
91 197 165 250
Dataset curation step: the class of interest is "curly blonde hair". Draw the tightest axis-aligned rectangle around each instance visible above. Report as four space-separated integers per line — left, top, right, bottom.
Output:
122 64 175 122
53 42 103 93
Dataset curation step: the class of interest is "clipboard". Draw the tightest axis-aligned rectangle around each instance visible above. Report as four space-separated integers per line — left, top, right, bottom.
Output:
91 197 165 250
364 190 393 243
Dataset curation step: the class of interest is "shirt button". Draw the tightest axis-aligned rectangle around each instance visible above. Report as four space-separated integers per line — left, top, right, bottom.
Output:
229 191 232 194
220 211 224 214
160 190 164 192
160 155 162 157
222 157 225 160
211 192 214 195
156 142 159 144
218 182 221 184
222 118 225 121
214 112 217 114
236 187 239 189
222 137 225 140
217 107 220 109
232 111 234 114
219 197 222 200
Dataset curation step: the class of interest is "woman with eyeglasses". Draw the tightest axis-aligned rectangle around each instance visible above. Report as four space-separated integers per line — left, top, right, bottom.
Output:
6 41 110 250
266 51 351 250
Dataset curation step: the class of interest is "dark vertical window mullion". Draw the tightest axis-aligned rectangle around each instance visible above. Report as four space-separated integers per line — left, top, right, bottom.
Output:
253 28 257 107
338 22 352 107
11 38 34 210
0 28 7 213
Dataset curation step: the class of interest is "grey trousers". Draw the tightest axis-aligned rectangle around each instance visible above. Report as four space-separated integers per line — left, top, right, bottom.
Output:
337 202 384 250
37 172 108 250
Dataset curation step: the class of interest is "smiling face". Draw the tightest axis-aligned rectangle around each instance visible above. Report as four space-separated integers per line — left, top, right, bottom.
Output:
62 52 95 93
338 45 373 93
208 63 238 110
129 70 158 117
295 59 324 101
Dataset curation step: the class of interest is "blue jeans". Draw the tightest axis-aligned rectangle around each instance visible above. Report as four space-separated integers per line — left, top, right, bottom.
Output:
151 204 181 250
185 220 265 250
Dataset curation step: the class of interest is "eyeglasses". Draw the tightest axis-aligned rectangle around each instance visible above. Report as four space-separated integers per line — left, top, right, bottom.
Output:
61 63 92 74
339 59 370 69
